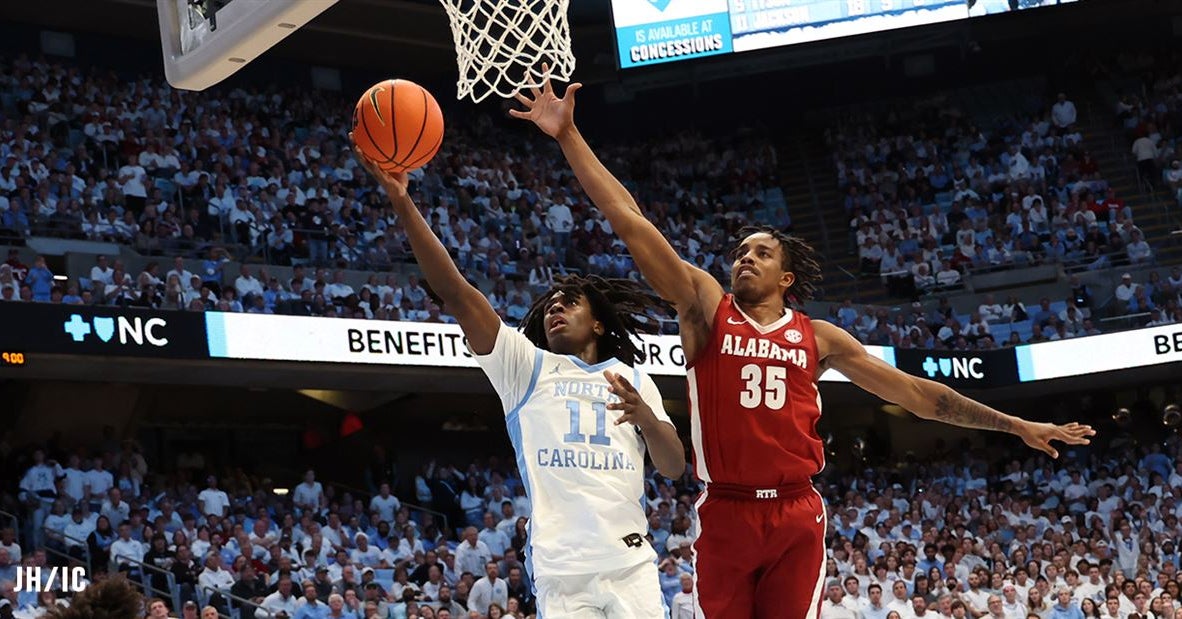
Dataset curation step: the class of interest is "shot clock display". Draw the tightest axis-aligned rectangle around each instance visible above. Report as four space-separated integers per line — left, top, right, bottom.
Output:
1 351 26 366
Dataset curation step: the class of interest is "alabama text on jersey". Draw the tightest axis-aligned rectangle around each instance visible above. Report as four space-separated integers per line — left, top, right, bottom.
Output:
687 294 824 486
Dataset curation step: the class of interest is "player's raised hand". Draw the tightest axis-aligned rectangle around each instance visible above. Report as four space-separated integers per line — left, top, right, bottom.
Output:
1019 421 1095 459
604 370 658 430
509 63 582 140
349 132 409 197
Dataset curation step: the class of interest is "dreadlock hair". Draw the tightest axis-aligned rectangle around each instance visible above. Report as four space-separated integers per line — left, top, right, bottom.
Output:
519 274 670 367
733 225 822 307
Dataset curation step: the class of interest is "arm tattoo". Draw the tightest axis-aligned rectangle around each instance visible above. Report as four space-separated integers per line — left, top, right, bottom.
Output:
933 392 1015 433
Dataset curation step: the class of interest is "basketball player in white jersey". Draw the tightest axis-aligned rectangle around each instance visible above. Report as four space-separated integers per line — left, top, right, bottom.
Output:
352 139 686 618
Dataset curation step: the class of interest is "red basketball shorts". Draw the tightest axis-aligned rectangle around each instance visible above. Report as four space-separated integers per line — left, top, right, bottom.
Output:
690 481 827 619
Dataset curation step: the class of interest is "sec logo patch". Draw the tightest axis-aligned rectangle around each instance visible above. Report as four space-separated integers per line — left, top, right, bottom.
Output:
785 329 803 344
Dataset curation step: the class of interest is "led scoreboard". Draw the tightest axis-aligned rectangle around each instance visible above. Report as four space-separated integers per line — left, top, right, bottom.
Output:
730 0 966 51
612 0 1078 68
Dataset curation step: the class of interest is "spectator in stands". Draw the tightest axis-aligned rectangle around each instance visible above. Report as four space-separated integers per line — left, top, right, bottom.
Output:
293 470 324 517
455 527 491 578
978 294 1004 322
20 449 60 548
1127 230 1153 264
935 261 962 289
1166 159 1182 204
1129 287 1157 314
25 256 53 302
468 561 508 618
1115 273 1140 305
430 585 465 618
1050 588 1082 619
197 477 230 519
478 513 510 563
257 574 298 619
1133 131 1160 189
293 581 327 619
110 522 143 574
1067 275 1093 312
1052 93 1078 131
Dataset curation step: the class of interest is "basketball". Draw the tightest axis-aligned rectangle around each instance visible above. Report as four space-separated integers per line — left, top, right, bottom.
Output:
351 79 444 174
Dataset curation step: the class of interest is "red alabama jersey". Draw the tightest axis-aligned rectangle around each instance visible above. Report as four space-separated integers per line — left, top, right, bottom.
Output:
687 294 824 486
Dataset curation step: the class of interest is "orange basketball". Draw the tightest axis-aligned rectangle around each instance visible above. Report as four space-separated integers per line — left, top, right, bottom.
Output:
351 79 444 174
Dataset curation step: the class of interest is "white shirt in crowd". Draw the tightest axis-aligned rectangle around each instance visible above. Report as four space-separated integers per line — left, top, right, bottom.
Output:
198 566 235 592
370 493 401 523
85 468 114 500
61 467 88 503
545 203 574 234
90 265 114 286
110 537 145 569
1132 137 1158 162
820 598 860 619
292 480 323 513
455 539 493 577
479 527 511 560
467 576 509 616
118 163 148 198
63 517 96 549
670 588 696 619
1051 99 1077 128
197 487 231 517
255 590 299 619
235 274 265 299
19 463 58 499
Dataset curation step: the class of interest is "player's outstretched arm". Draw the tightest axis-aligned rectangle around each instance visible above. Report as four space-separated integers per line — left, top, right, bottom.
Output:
814 321 1095 458
352 141 501 355
509 71 721 317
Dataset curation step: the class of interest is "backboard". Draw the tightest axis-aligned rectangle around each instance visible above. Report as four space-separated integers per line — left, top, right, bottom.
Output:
156 0 338 91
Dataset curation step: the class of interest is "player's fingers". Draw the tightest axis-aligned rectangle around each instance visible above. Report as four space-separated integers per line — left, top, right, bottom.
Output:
605 401 627 411
566 83 583 100
507 109 529 120
604 369 638 394
614 413 632 426
542 63 552 94
603 370 620 392
512 93 532 107
613 374 638 396
352 145 377 171
604 370 632 396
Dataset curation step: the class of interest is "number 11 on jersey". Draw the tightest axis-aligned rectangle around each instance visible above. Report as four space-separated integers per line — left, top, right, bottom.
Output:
564 401 612 446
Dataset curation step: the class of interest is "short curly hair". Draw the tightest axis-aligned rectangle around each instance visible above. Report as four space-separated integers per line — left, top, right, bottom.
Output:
45 575 143 619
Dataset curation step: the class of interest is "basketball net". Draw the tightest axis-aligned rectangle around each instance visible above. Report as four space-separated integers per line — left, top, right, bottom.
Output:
438 0 576 103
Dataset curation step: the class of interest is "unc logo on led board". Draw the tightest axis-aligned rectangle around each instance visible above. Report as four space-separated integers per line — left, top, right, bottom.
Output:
62 314 170 347
922 356 984 380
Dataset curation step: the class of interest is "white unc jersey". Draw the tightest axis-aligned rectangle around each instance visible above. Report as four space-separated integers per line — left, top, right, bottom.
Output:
473 324 673 577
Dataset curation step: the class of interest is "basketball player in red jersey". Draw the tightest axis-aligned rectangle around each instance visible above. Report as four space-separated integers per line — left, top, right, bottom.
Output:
511 73 1095 618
